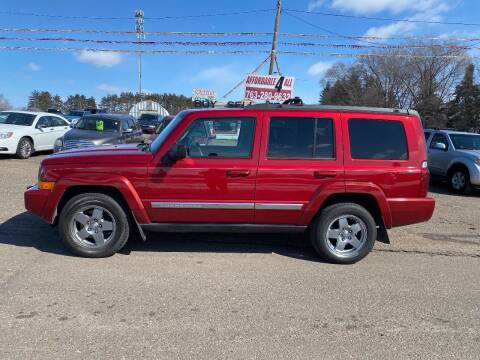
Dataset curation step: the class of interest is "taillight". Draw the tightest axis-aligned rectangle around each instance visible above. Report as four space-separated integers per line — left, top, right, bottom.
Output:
419 161 429 197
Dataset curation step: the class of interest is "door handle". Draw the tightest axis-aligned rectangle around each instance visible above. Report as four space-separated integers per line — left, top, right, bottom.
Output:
226 169 250 177
313 171 337 179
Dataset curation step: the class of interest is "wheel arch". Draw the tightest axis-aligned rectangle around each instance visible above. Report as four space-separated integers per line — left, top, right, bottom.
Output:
54 185 146 240
310 192 389 244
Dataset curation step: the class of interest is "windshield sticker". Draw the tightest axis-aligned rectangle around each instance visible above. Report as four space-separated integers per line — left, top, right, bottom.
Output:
96 120 104 131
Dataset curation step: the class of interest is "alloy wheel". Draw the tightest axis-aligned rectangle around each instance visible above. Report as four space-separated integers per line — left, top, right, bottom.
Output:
325 215 367 258
69 206 116 248
451 171 465 191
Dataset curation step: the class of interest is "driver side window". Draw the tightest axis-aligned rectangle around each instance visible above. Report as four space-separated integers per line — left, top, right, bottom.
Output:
430 133 449 150
179 117 255 158
37 116 51 128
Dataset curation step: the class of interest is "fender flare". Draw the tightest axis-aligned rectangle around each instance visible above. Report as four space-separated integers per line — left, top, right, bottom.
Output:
44 172 150 225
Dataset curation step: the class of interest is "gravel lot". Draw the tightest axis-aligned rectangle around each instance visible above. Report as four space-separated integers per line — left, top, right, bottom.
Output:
0 154 479 359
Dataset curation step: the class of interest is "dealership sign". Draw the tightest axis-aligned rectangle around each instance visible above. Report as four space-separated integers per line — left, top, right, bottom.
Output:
192 88 217 102
244 74 295 102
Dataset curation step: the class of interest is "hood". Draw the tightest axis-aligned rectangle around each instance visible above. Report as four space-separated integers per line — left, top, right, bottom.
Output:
62 128 119 145
456 149 480 159
43 143 153 165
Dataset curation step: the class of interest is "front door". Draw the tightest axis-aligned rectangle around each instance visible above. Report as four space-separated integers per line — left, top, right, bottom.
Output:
33 116 58 150
428 133 450 177
147 113 261 223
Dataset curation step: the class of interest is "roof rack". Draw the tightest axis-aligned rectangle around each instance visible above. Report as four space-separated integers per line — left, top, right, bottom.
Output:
247 103 416 116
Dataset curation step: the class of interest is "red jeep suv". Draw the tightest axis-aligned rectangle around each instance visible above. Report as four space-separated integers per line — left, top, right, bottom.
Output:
24 104 435 263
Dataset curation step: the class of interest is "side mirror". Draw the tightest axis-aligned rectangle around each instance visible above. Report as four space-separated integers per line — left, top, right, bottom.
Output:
432 142 447 151
169 144 187 161
162 144 187 165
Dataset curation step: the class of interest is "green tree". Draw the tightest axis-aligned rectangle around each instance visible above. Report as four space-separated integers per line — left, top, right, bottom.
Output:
64 94 97 111
28 90 53 111
446 64 480 131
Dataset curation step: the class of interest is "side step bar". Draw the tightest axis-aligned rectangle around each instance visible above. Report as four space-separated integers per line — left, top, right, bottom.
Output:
140 223 307 234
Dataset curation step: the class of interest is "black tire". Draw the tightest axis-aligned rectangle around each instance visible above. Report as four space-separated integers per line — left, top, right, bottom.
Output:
58 193 130 258
310 203 377 264
448 167 472 195
16 137 33 159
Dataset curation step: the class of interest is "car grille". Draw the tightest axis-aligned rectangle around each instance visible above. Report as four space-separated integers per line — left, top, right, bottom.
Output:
63 139 96 150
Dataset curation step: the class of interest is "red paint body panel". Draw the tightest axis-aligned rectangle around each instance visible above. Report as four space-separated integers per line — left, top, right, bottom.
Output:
388 198 435 227
24 107 435 234
255 110 345 224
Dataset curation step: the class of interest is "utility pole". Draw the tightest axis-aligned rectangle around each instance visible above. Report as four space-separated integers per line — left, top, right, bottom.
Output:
268 0 281 75
135 10 145 97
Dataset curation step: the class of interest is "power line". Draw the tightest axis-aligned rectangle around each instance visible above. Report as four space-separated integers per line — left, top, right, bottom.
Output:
0 36 475 50
1 27 480 43
0 9 274 20
283 8 480 27
0 45 472 59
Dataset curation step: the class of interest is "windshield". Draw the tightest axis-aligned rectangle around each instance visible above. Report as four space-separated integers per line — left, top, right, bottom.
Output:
75 117 120 132
150 111 189 153
139 118 159 126
0 112 36 126
68 110 85 117
450 134 480 151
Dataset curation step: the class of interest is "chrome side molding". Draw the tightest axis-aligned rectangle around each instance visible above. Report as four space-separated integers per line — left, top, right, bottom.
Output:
151 202 304 211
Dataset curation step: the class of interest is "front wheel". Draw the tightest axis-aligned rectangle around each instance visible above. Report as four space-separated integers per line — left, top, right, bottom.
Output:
310 203 377 264
449 168 472 194
16 137 33 159
59 193 130 257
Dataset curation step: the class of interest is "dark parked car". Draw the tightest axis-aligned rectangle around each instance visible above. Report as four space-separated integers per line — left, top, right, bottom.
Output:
54 114 143 152
138 113 163 134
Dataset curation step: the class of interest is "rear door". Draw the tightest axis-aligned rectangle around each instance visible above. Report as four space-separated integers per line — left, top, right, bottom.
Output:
255 111 344 225
49 116 70 147
147 111 261 223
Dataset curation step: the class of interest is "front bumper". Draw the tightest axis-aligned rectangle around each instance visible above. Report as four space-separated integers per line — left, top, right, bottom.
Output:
0 137 18 154
469 163 480 186
24 184 52 223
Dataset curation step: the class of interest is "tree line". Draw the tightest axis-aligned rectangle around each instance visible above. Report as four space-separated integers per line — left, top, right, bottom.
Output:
25 91 192 115
319 42 480 132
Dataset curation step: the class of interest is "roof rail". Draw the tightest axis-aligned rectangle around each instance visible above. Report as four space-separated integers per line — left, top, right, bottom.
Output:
247 102 413 115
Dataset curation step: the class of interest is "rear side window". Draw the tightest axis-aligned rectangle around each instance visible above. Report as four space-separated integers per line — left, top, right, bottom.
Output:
268 117 334 159
348 119 408 160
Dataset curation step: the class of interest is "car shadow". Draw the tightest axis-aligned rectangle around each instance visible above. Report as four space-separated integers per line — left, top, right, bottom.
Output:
429 181 480 197
0 151 52 160
0 212 323 263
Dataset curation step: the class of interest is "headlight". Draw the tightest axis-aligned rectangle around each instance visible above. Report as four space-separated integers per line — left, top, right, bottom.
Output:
54 138 63 147
0 132 13 139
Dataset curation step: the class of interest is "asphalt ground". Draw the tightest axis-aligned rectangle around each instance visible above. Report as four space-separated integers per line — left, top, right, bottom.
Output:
0 153 479 359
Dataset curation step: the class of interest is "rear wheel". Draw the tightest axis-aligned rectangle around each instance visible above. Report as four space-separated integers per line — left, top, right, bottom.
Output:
16 137 33 159
310 203 376 264
59 193 130 257
449 167 472 194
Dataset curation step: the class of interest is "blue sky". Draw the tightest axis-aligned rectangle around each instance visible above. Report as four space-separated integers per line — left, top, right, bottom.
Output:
1 0 480 108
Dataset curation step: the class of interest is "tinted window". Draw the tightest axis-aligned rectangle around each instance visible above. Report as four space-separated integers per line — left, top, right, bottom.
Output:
349 119 408 160
37 116 52 128
50 116 68 127
430 133 449 150
424 131 431 141
267 117 334 159
180 117 255 158
0 112 36 126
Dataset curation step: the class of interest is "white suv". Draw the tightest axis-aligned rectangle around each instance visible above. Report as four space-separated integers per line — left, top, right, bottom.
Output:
0 111 70 159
